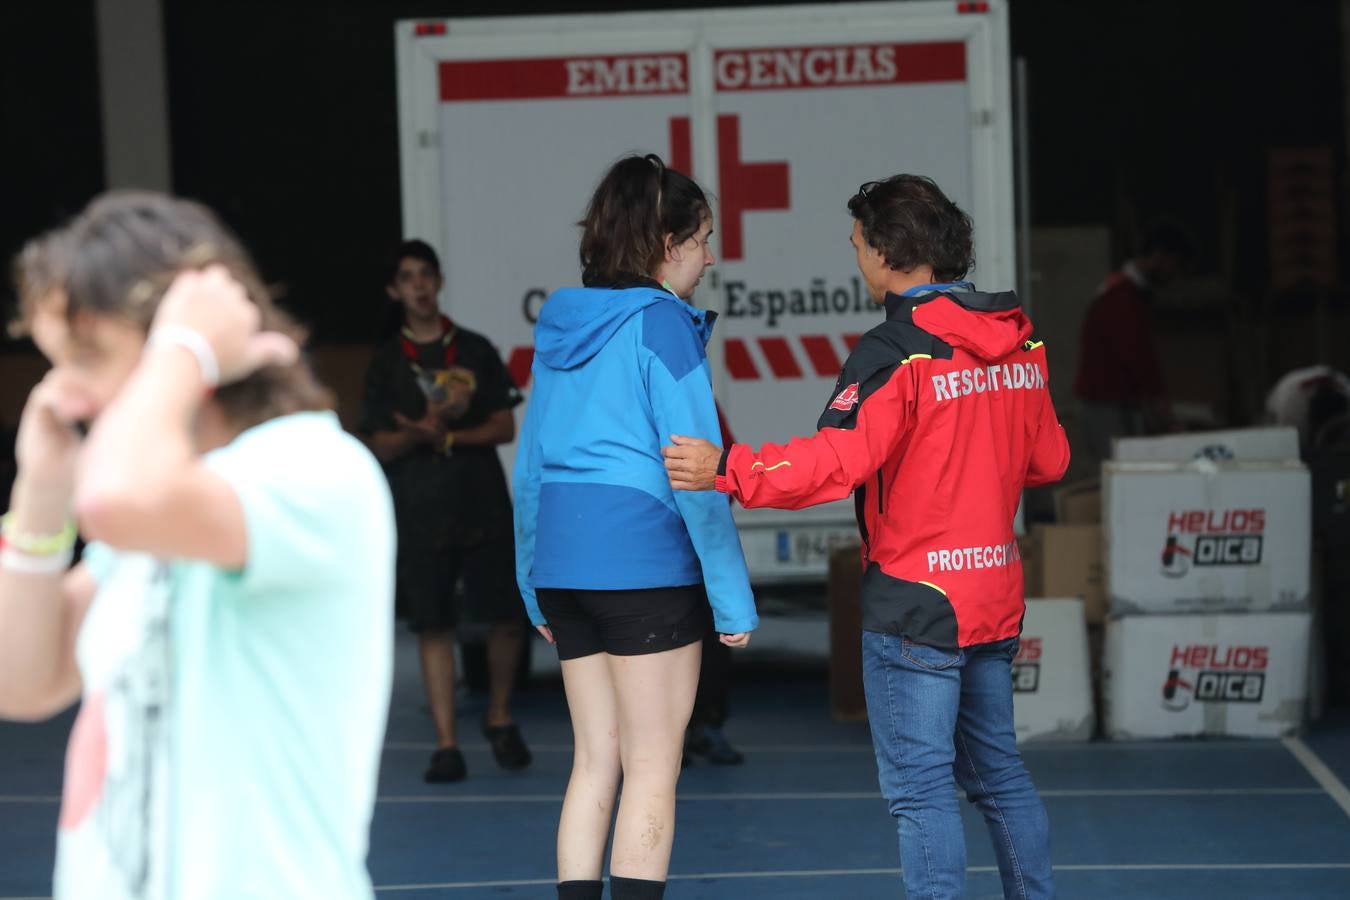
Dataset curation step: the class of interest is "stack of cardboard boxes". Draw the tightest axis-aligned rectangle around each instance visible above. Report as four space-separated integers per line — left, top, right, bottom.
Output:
1098 428 1313 738
832 427 1313 740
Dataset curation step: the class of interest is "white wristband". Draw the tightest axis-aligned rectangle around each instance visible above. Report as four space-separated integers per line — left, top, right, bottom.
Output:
0 545 74 576
149 325 220 387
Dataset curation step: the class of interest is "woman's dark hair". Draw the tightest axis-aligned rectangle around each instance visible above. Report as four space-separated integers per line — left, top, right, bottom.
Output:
12 190 332 429
847 174 974 282
578 154 711 287
388 238 442 285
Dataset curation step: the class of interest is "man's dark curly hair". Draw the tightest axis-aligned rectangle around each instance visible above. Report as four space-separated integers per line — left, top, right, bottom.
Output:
847 174 974 282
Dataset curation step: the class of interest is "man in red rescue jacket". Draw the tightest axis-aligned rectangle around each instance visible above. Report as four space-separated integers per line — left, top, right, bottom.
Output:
664 175 1068 900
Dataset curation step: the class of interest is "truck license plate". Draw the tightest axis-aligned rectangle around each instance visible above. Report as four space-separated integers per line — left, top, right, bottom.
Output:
775 528 857 567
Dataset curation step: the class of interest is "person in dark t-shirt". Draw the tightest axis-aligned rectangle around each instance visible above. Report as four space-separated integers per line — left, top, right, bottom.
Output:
360 240 529 783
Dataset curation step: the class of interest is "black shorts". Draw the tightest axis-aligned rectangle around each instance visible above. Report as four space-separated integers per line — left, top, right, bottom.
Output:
397 538 523 633
536 585 712 661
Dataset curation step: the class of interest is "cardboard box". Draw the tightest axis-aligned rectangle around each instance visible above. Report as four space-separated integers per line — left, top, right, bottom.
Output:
1014 599 1095 742
1113 427 1299 464
1104 461 1311 615
1103 613 1310 739
1054 478 1101 524
1021 525 1107 625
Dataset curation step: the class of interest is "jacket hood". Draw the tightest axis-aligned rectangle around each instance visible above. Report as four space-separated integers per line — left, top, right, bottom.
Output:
535 286 713 370
887 286 1032 361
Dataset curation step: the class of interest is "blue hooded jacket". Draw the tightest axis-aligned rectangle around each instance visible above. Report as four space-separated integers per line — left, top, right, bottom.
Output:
513 284 758 635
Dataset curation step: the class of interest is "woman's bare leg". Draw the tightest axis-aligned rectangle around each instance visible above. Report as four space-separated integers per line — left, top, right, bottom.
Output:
608 640 702 881
556 652 622 881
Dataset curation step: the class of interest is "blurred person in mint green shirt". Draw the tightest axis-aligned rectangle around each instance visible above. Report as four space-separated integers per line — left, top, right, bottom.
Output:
0 192 395 900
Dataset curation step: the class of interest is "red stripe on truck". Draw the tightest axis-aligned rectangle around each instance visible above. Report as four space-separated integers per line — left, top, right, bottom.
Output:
440 54 689 102
758 337 804 378
669 116 693 176
712 42 965 93
799 335 842 376
725 339 759 380
507 346 535 388
439 44 960 103
513 336 852 387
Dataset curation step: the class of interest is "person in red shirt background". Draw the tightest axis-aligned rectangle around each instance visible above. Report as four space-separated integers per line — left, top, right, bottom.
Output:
1073 222 1192 466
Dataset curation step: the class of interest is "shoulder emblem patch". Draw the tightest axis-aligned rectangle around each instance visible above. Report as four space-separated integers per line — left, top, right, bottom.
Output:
829 382 860 412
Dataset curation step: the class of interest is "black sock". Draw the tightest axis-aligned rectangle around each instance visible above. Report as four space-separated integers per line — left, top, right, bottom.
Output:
609 875 666 900
557 881 603 900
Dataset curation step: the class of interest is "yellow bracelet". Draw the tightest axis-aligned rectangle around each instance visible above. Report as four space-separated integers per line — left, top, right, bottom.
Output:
0 512 78 557
442 432 456 456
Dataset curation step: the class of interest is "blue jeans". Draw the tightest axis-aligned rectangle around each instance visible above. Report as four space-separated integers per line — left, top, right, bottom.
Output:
862 632 1054 900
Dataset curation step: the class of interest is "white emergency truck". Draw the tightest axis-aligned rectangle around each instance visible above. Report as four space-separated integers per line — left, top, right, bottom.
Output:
395 0 1016 581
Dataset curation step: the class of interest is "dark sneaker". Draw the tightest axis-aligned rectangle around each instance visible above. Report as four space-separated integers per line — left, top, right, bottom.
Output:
685 724 744 766
482 720 532 770
424 747 467 783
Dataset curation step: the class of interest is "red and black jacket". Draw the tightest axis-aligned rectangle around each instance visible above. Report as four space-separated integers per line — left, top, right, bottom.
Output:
715 287 1070 649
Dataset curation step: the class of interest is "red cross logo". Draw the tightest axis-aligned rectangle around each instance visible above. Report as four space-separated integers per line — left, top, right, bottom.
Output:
668 114 790 261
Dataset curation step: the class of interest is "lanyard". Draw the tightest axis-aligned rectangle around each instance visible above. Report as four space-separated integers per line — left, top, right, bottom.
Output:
399 315 458 373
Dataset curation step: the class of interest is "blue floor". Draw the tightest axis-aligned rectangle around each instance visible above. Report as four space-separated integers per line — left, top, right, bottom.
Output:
3 633 1350 899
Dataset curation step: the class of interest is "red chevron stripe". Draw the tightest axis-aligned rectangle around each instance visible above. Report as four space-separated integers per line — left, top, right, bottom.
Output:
758 336 803 378
725 339 759 380
512 335 854 386
507 346 535 388
799 335 841 376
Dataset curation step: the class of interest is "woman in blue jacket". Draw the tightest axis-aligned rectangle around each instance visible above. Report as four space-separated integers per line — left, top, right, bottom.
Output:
514 155 757 900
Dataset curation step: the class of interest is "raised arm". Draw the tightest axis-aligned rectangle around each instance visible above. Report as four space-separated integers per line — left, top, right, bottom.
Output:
0 372 93 720
75 268 298 567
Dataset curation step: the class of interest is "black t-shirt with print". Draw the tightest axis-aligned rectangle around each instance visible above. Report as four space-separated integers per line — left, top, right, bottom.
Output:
359 326 522 549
